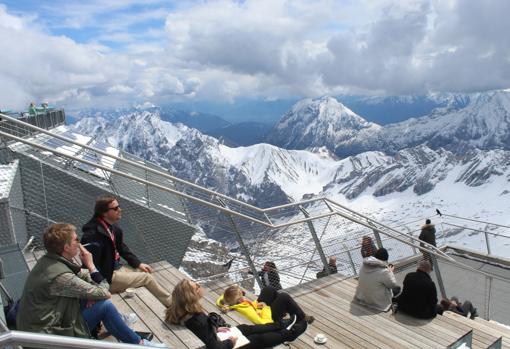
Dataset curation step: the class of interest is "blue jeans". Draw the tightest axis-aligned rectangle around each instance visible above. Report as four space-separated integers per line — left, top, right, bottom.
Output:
81 299 141 344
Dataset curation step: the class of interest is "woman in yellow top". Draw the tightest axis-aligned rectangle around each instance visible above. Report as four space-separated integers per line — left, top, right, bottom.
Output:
216 285 273 324
216 285 314 333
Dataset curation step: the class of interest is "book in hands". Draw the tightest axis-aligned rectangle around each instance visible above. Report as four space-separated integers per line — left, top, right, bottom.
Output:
217 326 250 349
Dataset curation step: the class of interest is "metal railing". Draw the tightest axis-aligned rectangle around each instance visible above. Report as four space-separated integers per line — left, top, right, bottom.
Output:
1 112 510 323
0 329 147 349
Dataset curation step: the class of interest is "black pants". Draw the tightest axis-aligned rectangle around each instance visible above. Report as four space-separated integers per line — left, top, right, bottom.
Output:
256 286 307 341
238 323 295 349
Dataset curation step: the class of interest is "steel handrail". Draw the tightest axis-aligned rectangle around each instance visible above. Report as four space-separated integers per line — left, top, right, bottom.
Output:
443 213 510 230
0 330 146 349
442 222 510 239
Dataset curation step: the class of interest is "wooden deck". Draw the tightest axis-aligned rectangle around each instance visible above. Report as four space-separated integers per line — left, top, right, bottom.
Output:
110 261 505 349
23 252 507 348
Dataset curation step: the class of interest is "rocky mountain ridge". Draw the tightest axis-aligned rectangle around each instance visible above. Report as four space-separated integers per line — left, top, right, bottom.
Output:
267 90 510 158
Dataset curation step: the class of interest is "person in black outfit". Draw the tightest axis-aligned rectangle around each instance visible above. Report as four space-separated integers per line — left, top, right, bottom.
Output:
257 286 313 330
166 279 305 349
396 260 441 319
440 297 478 319
254 261 282 290
419 219 437 268
316 256 338 279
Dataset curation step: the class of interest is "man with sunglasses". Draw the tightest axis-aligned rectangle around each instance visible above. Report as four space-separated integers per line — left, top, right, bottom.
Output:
81 195 171 307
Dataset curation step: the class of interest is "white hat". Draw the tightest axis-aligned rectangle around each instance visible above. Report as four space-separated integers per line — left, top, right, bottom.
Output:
314 333 327 344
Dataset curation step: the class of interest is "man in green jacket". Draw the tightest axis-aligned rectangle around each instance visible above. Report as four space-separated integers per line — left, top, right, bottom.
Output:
17 223 167 347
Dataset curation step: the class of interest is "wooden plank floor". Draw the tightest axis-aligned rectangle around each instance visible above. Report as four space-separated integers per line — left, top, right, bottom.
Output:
116 261 474 349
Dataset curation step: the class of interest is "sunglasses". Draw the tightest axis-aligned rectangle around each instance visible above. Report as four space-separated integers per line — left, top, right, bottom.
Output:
107 206 121 211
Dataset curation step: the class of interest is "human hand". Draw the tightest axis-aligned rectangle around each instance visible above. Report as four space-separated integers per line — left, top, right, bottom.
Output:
229 335 238 345
257 302 266 308
138 263 153 273
221 305 230 314
217 327 230 333
388 264 395 272
79 245 95 270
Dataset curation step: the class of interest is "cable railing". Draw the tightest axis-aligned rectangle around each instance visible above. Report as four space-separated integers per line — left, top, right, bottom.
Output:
1 111 510 323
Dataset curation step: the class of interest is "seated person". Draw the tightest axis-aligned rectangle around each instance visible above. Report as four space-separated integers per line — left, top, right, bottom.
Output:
396 260 441 319
255 261 282 290
354 248 400 312
316 256 338 278
82 195 171 307
166 279 307 349
440 297 478 319
217 284 314 327
361 236 377 258
17 223 166 348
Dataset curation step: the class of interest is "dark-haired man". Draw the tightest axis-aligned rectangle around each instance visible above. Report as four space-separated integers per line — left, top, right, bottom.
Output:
82 195 171 307
17 223 166 347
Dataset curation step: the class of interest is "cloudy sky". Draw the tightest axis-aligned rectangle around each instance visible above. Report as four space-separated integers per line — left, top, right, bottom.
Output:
0 0 509 110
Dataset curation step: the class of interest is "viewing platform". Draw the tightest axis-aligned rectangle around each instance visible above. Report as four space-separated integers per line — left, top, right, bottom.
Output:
97 260 506 349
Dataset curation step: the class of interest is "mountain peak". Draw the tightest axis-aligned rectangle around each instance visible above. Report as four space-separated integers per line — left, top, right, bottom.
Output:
266 96 380 151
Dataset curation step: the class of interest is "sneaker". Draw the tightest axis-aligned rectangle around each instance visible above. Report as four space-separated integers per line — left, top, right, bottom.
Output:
286 314 297 330
305 315 315 324
121 313 138 326
141 339 168 348
470 308 479 319
136 331 154 341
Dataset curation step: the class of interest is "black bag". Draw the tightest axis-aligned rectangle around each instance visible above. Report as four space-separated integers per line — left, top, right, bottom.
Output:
3 298 20 330
208 312 230 328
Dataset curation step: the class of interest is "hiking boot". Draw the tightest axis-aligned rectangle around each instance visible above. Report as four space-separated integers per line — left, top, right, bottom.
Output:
470 308 478 319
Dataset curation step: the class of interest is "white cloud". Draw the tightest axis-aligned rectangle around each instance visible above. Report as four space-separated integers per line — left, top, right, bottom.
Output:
1 0 510 110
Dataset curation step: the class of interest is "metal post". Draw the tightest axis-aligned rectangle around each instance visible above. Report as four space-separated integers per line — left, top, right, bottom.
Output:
404 227 417 254
486 276 492 320
372 229 383 249
430 254 447 300
144 160 151 208
484 227 492 255
39 162 50 227
346 248 357 276
299 206 330 276
217 198 263 289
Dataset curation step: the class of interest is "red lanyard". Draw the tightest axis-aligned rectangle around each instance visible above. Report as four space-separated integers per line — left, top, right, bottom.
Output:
99 218 120 261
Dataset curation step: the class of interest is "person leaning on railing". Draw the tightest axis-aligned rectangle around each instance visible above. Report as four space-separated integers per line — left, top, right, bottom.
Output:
166 279 307 349
16 223 168 347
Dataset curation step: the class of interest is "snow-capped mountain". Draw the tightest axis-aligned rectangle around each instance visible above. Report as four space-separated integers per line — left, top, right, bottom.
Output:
268 91 510 157
70 102 510 281
266 96 380 151
73 107 510 206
